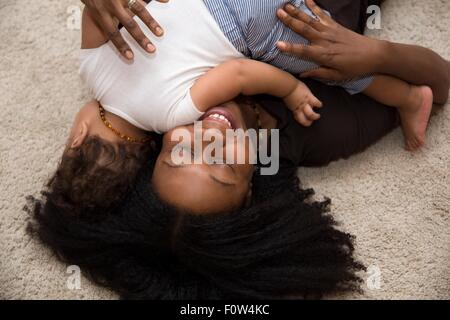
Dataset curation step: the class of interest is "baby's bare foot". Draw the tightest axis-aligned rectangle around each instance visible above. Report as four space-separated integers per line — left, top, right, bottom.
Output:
399 86 433 151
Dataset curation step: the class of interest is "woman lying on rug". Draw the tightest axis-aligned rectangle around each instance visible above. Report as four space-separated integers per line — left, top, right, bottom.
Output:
28 0 450 299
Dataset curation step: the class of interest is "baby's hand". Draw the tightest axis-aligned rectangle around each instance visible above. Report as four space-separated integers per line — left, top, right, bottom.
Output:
283 81 323 127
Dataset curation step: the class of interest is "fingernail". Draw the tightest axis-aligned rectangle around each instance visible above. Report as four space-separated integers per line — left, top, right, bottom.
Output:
156 27 163 36
285 4 295 10
277 8 287 17
146 43 156 52
125 50 134 60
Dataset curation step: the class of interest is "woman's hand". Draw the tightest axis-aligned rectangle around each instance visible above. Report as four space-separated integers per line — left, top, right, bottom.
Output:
81 0 169 60
276 0 383 82
277 0 449 104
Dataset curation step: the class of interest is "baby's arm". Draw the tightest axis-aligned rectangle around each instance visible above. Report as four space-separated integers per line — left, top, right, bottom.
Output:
191 59 323 126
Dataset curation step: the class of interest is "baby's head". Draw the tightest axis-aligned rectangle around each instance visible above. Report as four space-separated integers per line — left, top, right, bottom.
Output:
49 101 153 217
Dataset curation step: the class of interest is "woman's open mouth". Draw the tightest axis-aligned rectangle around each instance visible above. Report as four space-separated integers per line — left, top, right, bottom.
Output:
200 107 237 129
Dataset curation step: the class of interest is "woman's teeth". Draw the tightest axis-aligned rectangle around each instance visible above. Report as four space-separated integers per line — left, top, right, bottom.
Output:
207 113 232 127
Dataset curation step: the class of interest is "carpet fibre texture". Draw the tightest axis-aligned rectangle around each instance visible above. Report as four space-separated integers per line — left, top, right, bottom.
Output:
0 0 448 299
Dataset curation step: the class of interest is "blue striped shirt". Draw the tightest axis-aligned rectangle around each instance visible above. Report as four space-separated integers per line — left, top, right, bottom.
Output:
203 0 373 94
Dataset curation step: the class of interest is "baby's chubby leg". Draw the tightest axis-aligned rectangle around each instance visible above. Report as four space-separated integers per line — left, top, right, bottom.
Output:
363 75 433 151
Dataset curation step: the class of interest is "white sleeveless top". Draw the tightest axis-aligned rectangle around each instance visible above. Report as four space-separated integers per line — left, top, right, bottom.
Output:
79 0 243 133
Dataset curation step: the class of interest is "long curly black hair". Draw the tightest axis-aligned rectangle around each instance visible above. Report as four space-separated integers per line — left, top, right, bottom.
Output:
27 137 365 299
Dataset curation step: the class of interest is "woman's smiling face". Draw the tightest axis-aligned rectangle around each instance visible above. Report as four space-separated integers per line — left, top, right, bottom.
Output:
152 101 259 214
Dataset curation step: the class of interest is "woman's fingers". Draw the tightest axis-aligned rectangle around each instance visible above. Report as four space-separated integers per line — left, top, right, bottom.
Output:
277 41 326 65
99 11 134 59
277 8 322 41
305 0 333 25
129 0 165 37
114 1 156 53
83 0 170 60
283 4 325 32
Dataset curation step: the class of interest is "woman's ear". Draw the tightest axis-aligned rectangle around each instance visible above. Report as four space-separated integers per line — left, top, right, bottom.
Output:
70 122 89 149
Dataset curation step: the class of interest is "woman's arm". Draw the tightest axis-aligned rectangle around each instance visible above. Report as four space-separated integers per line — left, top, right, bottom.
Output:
375 41 450 104
276 0 450 104
191 59 323 126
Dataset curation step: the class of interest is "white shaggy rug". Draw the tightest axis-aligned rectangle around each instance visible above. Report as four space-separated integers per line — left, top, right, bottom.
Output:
0 0 448 299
